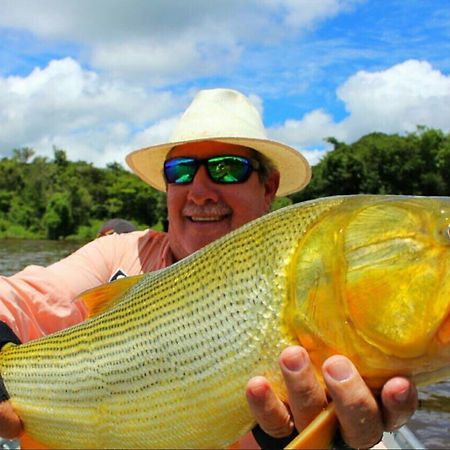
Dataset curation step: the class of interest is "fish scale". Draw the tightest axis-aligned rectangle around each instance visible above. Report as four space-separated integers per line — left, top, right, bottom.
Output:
2 195 450 448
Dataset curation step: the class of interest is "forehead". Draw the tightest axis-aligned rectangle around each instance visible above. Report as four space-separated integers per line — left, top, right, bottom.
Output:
167 140 254 159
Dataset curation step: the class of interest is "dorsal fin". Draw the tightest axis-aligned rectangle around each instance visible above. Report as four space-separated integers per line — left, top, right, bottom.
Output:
78 275 144 319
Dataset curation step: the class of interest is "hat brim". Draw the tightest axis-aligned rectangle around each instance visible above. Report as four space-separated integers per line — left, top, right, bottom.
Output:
126 137 311 197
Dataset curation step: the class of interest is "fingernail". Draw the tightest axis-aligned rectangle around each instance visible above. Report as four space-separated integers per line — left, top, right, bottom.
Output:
394 386 410 403
247 377 269 400
281 347 306 372
326 358 354 381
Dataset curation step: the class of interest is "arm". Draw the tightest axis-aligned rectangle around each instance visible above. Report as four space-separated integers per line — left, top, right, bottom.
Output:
0 237 118 343
246 346 418 449
0 229 161 343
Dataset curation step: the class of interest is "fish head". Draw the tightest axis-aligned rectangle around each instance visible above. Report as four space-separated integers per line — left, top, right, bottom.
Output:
289 196 450 388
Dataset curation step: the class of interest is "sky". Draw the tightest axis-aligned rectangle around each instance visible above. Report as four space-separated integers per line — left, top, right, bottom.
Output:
0 0 449 167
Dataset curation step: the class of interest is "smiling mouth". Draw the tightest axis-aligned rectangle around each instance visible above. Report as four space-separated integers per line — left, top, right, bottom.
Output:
189 215 229 222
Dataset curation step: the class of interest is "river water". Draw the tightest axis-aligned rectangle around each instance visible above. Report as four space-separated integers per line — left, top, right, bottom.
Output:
0 239 85 276
0 239 449 448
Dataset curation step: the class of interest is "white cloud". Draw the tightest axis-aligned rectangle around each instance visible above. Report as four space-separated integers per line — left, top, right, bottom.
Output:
0 0 354 83
131 116 181 150
247 94 264 116
338 60 450 138
268 60 450 164
0 57 181 164
2 58 448 170
277 0 361 28
270 109 340 146
0 0 354 41
91 36 242 85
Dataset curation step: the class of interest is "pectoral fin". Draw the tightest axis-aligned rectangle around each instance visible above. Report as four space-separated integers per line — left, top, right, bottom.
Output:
79 275 144 318
285 403 337 449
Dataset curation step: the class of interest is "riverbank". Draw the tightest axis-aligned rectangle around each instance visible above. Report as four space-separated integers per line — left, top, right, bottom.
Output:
0 220 164 241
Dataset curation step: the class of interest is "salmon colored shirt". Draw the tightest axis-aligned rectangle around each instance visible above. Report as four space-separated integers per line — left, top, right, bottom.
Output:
0 230 174 343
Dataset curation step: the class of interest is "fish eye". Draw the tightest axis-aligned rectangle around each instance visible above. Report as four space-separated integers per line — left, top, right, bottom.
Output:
443 225 450 243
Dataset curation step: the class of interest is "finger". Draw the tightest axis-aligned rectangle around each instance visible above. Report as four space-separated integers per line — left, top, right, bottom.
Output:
322 356 383 449
0 400 23 439
246 376 294 438
279 346 327 431
380 377 418 431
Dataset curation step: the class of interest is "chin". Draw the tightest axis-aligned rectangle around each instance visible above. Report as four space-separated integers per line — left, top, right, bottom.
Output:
190 236 220 254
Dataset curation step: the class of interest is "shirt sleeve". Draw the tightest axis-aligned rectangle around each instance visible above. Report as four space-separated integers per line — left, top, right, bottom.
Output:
0 229 169 343
0 237 116 343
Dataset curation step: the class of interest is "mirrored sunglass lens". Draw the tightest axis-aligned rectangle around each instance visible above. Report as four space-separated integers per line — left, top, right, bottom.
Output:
164 158 197 184
208 156 250 183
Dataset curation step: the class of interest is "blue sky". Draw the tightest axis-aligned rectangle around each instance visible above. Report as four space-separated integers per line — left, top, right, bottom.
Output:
0 0 449 167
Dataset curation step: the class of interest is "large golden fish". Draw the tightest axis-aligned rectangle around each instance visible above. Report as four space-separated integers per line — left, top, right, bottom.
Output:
1 195 450 448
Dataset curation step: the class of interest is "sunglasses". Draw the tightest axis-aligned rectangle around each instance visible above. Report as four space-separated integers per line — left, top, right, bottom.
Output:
164 155 260 185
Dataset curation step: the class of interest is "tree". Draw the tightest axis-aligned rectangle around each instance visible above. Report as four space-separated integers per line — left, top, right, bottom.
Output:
2 127 449 240
12 147 35 163
43 192 74 239
53 147 69 167
291 127 450 203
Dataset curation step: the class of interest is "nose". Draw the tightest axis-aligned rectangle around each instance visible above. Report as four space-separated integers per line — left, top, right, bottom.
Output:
186 166 220 205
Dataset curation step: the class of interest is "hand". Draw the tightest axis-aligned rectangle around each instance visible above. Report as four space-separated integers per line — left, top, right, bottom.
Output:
246 346 418 449
0 400 23 439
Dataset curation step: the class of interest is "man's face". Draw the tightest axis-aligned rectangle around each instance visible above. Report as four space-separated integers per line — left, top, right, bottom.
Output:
166 141 279 261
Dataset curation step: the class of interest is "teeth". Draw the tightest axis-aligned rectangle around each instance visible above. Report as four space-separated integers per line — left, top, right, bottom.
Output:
191 217 222 222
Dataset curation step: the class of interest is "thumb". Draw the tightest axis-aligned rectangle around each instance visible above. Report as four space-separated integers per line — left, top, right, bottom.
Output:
0 400 23 439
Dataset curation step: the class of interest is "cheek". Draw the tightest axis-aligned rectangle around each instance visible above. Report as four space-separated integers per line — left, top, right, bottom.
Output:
229 188 268 225
167 188 185 219
235 203 265 225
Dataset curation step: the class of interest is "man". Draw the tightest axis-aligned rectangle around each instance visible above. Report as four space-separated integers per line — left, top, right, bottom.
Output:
0 89 417 448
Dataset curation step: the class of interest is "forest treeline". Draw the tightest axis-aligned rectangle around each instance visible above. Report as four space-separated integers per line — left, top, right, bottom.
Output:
1 126 449 240
291 126 450 203
0 148 167 240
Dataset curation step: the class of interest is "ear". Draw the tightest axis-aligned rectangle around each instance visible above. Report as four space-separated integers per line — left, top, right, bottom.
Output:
263 170 280 211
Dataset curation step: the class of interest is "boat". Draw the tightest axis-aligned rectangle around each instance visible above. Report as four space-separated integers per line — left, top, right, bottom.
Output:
382 425 425 449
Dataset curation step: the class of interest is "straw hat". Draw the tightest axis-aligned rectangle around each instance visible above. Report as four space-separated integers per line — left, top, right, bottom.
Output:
126 88 311 196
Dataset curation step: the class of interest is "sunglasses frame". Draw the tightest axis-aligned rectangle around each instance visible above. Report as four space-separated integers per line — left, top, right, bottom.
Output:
163 155 260 185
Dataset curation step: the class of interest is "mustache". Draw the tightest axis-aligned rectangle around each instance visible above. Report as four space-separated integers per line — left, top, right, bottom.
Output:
182 203 232 217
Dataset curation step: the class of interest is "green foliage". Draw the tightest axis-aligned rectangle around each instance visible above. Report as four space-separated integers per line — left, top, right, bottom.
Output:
12 147 35 163
8 198 36 229
43 192 74 239
1 127 449 240
0 223 37 239
69 219 104 241
291 127 450 203
0 147 166 240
